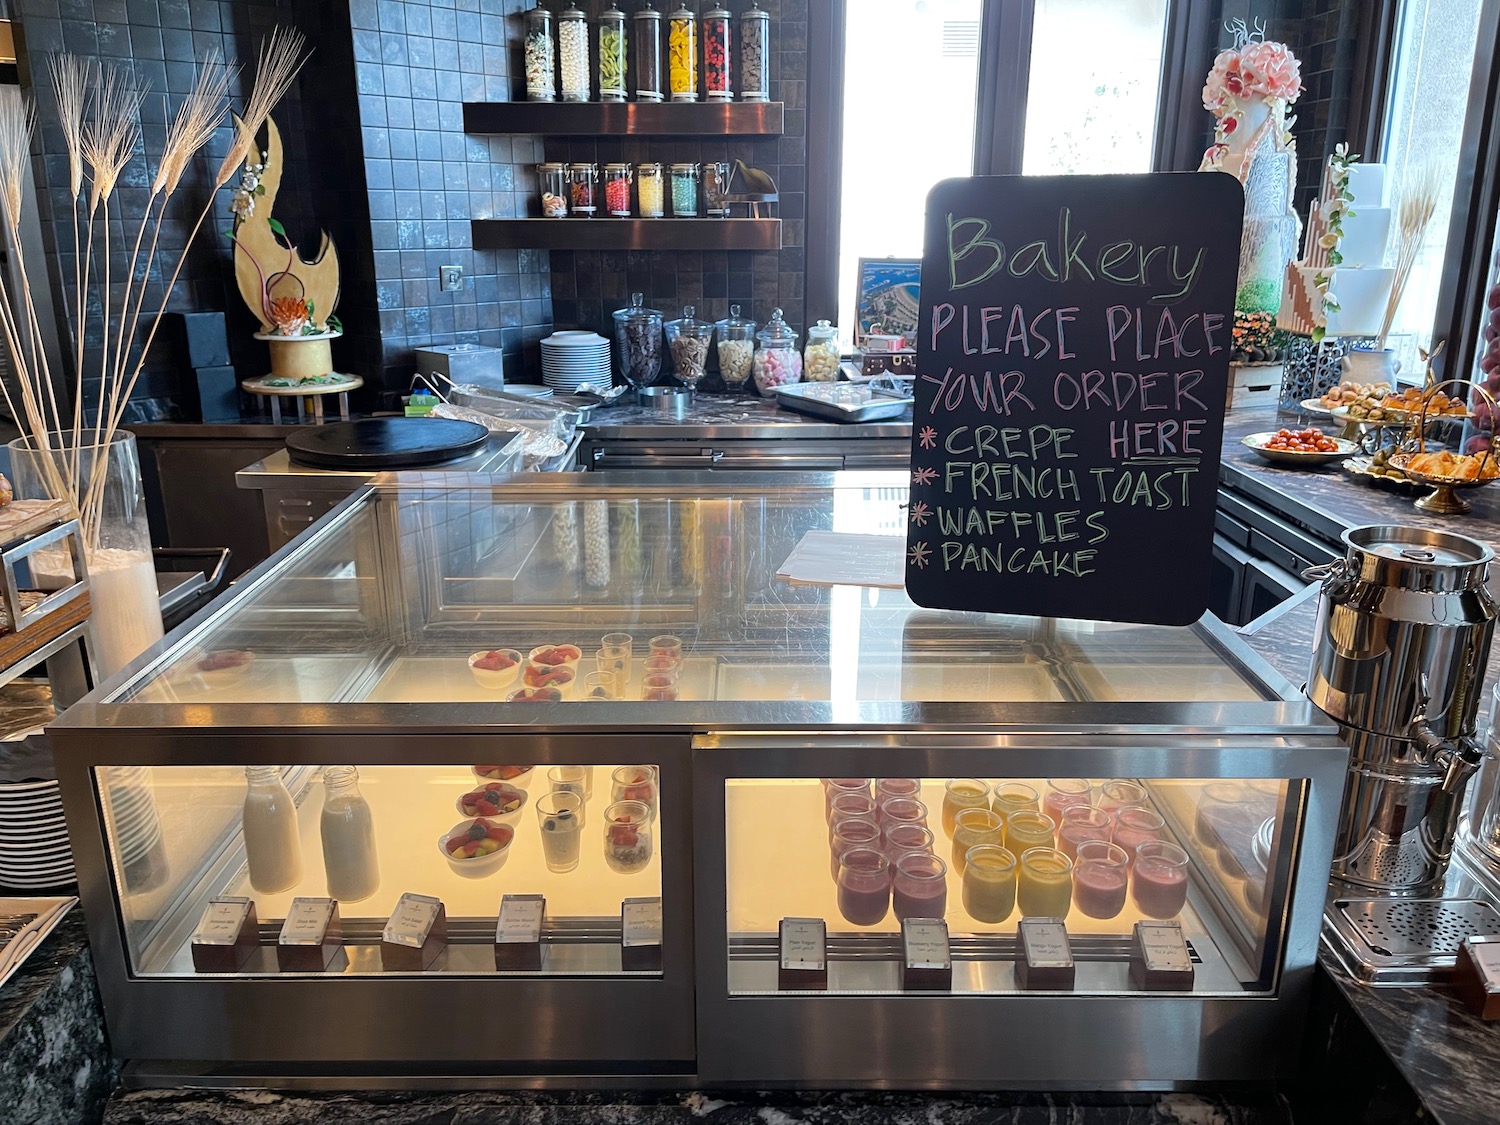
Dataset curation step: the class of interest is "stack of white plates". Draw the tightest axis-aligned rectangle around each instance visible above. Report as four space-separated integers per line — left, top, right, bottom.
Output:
105 767 163 875
0 778 73 889
540 331 612 393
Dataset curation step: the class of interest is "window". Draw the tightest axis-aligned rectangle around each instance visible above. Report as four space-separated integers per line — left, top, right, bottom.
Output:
1380 0 1486 370
1021 0 1171 175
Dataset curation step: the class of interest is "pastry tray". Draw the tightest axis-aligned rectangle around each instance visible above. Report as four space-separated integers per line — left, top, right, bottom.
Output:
775 382 914 423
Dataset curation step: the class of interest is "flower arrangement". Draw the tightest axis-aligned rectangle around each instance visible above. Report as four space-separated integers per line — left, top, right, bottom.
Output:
0 31 306 549
1311 144 1357 343
1202 23 1303 119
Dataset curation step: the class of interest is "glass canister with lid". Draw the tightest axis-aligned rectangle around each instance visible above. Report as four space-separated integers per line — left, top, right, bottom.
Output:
740 3 771 102
665 305 714 389
613 293 665 388
752 307 802 395
602 163 633 217
523 7 556 102
597 4 628 102
804 319 840 381
702 7 733 101
557 7 590 102
703 160 731 217
634 4 664 102
637 162 665 217
669 162 700 217
568 162 598 217
538 162 568 218
668 5 699 102
715 305 756 388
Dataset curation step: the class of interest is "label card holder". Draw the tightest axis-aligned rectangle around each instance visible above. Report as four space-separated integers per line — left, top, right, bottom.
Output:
381 893 447 971
276 897 341 972
901 917 952 990
621 896 663 971
494 894 546 971
778 917 827 990
1454 935 1500 1019
1129 920 1195 991
1016 917 1075 991
191 897 259 973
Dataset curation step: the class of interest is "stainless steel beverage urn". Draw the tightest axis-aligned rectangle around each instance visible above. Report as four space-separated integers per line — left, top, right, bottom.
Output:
1306 525 1496 891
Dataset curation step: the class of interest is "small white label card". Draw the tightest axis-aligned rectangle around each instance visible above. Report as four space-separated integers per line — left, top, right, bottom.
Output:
384 893 443 949
279 897 336 946
901 917 951 972
1136 921 1191 973
194 897 252 946
1469 938 1500 989
1019 918 1073 968
779 917 827 971
621 897 663 948
496 894 545 944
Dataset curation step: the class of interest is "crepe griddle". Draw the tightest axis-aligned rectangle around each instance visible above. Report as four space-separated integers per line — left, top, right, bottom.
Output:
285 417 489 470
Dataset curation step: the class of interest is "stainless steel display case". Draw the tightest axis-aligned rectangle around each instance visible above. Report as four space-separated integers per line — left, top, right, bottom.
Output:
50 470 1345 1088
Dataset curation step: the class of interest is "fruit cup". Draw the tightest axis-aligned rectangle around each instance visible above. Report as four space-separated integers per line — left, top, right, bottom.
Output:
439 817 514 878
468 649 522 690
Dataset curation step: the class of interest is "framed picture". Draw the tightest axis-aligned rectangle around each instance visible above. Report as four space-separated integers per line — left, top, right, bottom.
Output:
854 257 922 347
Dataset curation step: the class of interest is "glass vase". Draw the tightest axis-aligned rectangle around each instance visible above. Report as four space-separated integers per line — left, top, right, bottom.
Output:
7 431 163 677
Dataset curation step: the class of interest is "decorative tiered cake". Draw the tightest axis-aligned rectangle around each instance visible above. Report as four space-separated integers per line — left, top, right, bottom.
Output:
1278 149 1396 341
1199 22 1303 362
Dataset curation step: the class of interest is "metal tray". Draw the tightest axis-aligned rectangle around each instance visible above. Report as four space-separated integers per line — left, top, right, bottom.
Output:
775 382 913 424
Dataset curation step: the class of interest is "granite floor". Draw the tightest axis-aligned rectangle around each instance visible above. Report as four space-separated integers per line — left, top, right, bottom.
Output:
101 1089 1291 1125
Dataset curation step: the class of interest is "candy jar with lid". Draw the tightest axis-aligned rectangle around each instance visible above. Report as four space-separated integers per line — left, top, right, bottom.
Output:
602 163 633 217
634 4 664 102
752 307 802 396
702 7 732 101
567 162 598 217
637 162 665 217
538 162 569 218
668 5 699 102
740 3 771 102
669 162 700 217
598 4 628 102
703 160 730 217
804 319 840 382
665 305 713 389
613 293 665 388
557 8 590 102
523 8 556 102
715 305 756 389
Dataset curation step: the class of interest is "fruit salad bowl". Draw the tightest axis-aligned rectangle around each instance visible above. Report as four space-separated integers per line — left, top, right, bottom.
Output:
439 817 515 878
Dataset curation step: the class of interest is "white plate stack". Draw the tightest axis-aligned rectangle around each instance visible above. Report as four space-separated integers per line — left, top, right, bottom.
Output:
0 778 73 890
540 331 612 394
105 767 163 876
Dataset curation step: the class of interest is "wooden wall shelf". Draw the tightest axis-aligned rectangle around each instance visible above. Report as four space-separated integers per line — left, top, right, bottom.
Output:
471 218 782 251
463 101 784 136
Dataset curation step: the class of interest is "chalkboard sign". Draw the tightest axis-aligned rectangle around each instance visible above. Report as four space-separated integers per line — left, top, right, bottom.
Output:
904 173 1244 626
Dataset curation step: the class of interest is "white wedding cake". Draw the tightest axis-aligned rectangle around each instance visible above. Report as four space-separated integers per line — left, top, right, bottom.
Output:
1279 154 1396 339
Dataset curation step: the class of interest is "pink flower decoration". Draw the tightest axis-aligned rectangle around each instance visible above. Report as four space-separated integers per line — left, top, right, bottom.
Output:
1202 39 1301 113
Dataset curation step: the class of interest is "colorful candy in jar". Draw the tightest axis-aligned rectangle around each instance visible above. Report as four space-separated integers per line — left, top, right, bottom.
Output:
752 307 802 395
668 7 698 101
702 7 732 101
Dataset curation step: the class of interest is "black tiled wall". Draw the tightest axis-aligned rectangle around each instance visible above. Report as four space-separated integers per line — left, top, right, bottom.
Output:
542 0 808 391
350 0 553 393
14 0 379 418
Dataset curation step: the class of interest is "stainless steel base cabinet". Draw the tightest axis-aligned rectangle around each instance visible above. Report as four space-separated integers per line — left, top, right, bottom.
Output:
51 471 1344 1087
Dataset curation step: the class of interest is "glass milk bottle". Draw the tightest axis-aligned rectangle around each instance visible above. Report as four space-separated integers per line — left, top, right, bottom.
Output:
242 766 302 893
320 766 380 903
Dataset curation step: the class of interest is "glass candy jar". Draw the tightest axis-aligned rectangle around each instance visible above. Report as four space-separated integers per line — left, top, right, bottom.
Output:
597 4 628 102
668 5 698 102
804 319 840 381
613 292 664 388
602 163 633 217
702 7 732 101
715 305 756 388
636 162 665 217
634 4 664 102
752 307 802 395
568 163 598 217
537 162 568 218
740 3 771 102
523 7 556 102
669 162 700 217
703 160 730 217
665 304 713 389
557 7 590 102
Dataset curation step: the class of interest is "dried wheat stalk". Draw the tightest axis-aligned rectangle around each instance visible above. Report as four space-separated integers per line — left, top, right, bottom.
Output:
1378 163 1443 348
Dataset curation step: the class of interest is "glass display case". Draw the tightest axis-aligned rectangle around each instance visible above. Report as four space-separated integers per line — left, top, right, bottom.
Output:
51 471 1344 1086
